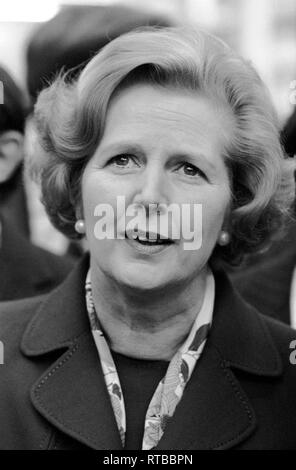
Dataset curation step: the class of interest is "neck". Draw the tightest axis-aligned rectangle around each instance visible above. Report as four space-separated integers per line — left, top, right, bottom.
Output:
90 262 208 361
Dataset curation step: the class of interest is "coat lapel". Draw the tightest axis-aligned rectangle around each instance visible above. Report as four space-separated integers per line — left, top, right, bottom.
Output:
30 332 123 450
155 346 256 450
155 271 282 450
22 255 122 450
21 256 282 450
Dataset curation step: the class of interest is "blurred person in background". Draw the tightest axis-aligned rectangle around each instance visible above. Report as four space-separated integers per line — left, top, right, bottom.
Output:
232 106 296 326
26 4 172 101
0 66 73 301
1 27 296 450
0 66 30 237
24 4 172 259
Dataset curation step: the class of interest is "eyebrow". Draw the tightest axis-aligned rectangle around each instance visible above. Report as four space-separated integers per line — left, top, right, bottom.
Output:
98 142 145 158
98 141 217 172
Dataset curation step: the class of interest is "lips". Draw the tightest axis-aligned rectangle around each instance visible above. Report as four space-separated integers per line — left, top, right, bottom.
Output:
125 229 174 245
124 229 174 255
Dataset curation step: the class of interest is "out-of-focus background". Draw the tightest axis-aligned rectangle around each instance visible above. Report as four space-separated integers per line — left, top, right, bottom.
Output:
1 0 295 121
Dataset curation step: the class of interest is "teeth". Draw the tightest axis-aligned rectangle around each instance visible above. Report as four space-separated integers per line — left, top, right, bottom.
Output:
125 230 172 243
138 236 157 242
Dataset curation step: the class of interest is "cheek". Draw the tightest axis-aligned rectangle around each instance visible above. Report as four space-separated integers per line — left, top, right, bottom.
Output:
82 169 134 207
81 184 97 225
200 188 230 232
81 174 104 239
81 173 131 242
81 172 113 217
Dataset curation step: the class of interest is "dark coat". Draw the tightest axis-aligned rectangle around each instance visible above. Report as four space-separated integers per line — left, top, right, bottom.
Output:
0 216 74 301
1 255 296 450
231 223 296 325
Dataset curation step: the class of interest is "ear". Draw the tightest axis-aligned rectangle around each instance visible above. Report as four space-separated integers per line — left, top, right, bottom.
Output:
0 131 24 183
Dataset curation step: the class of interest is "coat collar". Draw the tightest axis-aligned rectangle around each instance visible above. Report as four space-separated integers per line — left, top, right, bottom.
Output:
210 269 282 377
21 255 282 450
21 255 90 356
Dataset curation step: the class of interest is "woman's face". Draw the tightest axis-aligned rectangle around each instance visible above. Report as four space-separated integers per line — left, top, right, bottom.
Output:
82 84 233 291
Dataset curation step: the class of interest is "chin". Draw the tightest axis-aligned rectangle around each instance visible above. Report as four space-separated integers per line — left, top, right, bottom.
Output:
115 264 170 292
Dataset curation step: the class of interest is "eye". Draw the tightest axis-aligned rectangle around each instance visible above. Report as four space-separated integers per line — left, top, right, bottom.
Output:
108 154 138 168
177 162 208 180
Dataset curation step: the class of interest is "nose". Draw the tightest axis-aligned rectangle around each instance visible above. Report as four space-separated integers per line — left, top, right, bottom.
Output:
132 162 169 212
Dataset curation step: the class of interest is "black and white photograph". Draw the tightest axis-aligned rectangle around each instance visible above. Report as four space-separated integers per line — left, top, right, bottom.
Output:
0 0 296 455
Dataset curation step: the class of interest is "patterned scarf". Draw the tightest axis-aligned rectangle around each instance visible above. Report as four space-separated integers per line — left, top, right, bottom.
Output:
85 268 214 450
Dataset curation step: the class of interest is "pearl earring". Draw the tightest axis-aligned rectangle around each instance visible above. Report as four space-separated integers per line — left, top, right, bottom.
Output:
74 219 85 235
218 230 230 246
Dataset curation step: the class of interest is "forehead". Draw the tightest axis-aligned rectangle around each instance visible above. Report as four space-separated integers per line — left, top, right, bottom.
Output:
100 84 235 156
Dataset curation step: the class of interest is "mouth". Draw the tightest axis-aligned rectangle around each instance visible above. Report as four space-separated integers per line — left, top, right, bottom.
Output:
125 230 174 244
125 230 174 254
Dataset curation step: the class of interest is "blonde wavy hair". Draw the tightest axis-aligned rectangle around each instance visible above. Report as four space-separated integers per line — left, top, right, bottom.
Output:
30 26 296 267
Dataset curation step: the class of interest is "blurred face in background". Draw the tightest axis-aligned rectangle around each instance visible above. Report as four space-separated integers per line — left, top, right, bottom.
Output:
82 84 233 292
0 68 26 185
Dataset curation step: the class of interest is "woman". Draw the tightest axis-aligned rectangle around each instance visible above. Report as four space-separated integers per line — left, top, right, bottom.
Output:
1 26 296 450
